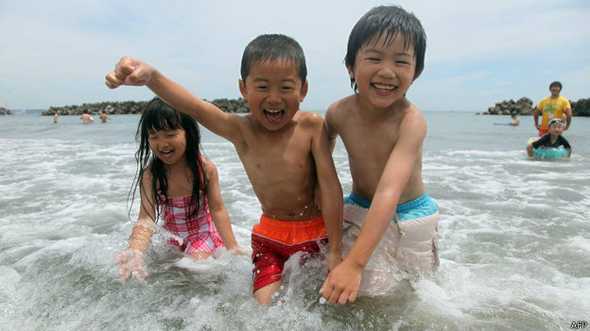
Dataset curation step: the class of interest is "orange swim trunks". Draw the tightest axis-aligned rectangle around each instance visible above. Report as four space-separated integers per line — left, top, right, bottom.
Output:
251 215 328 293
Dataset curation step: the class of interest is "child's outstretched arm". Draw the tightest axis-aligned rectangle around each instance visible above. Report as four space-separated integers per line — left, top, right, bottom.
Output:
310 115 343 270
202 158 244 255
105 57 243 145
320 111 426 304
526 143 534 157
116 171 158 282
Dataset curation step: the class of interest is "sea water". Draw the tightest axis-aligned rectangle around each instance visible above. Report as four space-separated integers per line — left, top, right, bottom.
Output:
0 112 588 330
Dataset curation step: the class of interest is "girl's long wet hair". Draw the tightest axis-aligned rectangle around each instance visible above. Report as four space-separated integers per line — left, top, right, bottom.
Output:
128 97 206 223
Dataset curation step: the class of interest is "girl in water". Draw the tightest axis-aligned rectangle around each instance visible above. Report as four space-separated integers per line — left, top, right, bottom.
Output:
117 97 243 281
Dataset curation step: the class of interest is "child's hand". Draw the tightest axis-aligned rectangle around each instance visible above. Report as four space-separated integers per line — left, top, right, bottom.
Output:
228 245 251 256
115 249 148 282
105 57 154 89
319 259 362 304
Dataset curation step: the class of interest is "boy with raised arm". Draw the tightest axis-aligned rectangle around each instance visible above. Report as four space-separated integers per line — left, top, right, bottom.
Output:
320 5 440 304
106 34 342 305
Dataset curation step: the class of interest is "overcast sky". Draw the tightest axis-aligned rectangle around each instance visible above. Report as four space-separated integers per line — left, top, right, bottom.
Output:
1 0 588 111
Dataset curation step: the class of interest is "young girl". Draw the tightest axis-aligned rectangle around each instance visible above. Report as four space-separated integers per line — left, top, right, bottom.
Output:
117 97 242 282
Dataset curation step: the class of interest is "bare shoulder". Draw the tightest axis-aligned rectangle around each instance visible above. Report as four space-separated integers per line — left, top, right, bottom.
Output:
199 155 218 180
326 95 356 124
296 111 325 130
400 104 427 137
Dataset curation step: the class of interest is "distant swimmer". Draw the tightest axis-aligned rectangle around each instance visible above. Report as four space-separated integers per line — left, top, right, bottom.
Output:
510 112 520 126
52 112 59 124
99 109 109 123
80 109 94 124
493 111 519 126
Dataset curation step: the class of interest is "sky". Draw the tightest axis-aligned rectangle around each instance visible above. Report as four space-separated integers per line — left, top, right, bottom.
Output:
1 0 589 112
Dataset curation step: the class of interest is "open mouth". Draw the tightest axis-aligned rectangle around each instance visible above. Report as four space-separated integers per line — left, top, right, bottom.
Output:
263 108 285 124
371 82 397 92
159 149 174 159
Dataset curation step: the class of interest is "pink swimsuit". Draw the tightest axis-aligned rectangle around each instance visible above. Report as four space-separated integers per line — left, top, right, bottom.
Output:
161 194 224 255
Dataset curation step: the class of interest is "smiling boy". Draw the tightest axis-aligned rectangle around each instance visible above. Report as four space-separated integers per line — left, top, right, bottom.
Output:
320 6 440 304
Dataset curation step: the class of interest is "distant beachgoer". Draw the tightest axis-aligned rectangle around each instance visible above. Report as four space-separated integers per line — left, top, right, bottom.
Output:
510 112 520 126
106 34 343 304
321 5 440 304
533 81 571 136
80 110 94 124
527 118 571 158
99 110 109 123
115 97 244 282
53 112 59 124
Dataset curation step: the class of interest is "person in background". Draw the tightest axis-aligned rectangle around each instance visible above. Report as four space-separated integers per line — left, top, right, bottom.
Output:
533 81 571 136
99 109 109 123
80 109 94 124
527 118 571 158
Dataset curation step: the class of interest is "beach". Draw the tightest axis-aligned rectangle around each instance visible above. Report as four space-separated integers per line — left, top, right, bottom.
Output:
0 111 589 330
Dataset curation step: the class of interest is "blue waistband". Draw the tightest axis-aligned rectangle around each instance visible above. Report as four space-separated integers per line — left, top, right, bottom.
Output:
345 192 438 221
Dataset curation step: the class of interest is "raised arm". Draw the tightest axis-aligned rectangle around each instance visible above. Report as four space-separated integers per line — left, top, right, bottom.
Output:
321 110 426 304
203 158 241 253
105 57 243 144
310 115 343 269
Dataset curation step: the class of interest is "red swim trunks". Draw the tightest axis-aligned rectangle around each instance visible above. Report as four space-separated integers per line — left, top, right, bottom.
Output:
251 215 328 293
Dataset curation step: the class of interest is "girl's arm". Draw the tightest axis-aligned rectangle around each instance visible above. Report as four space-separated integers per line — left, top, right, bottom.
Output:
203 158 240 252
117 171 157 282
128 170 158 252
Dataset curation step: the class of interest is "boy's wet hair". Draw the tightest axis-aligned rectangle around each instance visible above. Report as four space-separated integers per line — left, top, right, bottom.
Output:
240 34 307 82
549 81 562 90
345 5 427 91
129 97 206 222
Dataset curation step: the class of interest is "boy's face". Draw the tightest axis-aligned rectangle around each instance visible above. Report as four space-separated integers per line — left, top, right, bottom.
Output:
550 85 561 97
548 121 564 136
348 34 416 109
239 59 307 131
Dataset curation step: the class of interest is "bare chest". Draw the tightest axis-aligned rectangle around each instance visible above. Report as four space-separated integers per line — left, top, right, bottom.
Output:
340 121 399 165
238 134 314 183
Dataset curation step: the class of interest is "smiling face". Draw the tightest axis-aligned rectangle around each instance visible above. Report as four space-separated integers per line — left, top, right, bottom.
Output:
548 120 565 136
550 85 561 98
239 59 308 131
348 34 416 110
148 128 187 166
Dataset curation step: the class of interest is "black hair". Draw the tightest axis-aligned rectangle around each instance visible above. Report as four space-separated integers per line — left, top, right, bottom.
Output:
240 34 307 82
549 81 562 90
129 97 206 223
345 5 427 91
